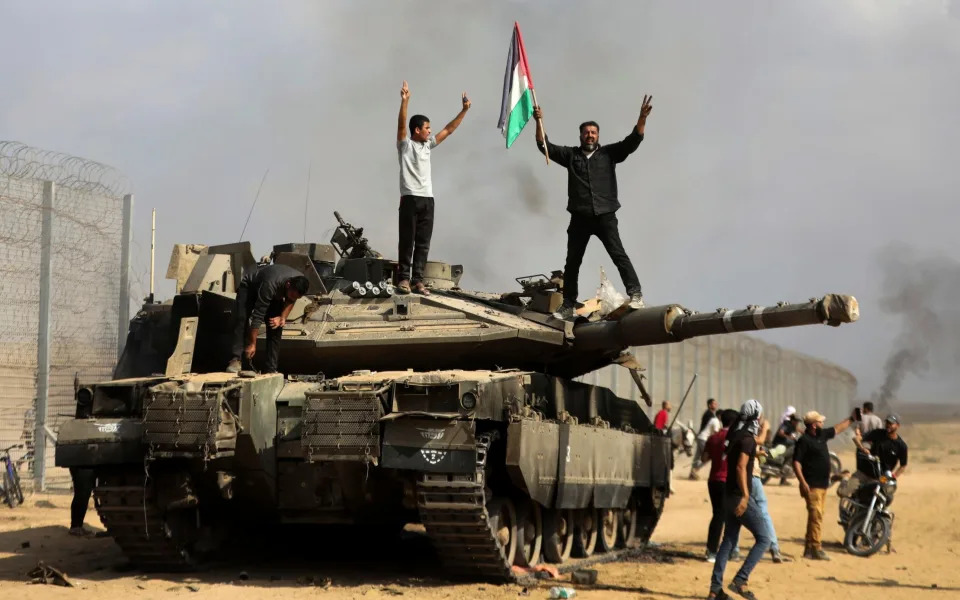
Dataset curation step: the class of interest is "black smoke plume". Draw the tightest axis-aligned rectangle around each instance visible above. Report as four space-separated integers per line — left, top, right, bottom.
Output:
873 245 960 410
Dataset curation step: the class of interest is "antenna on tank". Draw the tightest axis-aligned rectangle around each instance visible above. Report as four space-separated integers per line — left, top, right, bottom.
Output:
239 169 270 242
148 207 156 304
303 162 312 243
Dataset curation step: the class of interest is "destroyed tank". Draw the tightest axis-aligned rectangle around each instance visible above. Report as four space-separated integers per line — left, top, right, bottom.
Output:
55 212 859 580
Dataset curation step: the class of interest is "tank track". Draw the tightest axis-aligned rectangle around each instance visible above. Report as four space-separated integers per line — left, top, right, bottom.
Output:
417 434 667 582
93 468 195 570
416 434 516 580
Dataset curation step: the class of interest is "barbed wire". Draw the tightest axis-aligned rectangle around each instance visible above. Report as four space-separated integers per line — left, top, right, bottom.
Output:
0 141 129 198
0 142 128 489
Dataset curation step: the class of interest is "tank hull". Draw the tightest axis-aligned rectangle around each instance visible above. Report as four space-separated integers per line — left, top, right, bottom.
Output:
56 369 670 579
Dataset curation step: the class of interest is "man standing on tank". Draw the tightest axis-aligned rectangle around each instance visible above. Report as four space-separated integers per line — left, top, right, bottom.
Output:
532 96 652 320
395 80 471 295
226 264 310 374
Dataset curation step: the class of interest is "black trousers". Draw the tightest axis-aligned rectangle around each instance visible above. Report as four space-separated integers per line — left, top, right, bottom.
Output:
707 479 726 553
397 195 435 284
564 212 641 302
231 284 283 373
69 467 96 529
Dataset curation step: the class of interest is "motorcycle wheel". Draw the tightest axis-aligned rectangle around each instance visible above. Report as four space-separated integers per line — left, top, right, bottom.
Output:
844 514 891 557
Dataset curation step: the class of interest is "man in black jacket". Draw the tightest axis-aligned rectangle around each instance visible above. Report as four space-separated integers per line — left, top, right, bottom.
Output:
226 264 310 374
533 95 652 320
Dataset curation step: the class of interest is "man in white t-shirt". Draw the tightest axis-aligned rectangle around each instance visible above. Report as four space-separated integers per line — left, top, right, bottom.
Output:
859 401 884 437
395 80 470 295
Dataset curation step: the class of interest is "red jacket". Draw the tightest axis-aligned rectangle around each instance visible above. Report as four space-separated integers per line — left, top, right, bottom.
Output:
654 409 669 430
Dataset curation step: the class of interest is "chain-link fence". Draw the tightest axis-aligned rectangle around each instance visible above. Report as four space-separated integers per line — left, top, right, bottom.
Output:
581 333 858 432
0 141 130 490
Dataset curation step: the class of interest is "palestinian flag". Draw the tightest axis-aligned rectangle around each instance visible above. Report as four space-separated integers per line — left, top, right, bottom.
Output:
498 22 536 148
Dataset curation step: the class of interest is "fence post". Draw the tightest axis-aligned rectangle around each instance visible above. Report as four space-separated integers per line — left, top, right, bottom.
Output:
117 194 134 360
34 181 54 491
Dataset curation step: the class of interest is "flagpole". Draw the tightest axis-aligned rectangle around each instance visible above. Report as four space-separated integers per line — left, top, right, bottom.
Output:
530 88 549 165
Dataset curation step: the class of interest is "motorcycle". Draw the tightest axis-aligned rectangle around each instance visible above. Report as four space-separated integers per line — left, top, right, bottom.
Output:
759 443 842 486
837 451 896 557
669 420 696 458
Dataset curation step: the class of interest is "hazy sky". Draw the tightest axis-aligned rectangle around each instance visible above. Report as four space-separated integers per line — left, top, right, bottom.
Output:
2 1 958 403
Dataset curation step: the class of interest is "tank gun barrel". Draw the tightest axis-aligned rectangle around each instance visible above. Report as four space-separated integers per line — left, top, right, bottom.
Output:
573 294 859 351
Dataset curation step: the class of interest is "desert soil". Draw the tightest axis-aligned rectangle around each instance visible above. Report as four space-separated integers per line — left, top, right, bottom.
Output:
2 422 958 599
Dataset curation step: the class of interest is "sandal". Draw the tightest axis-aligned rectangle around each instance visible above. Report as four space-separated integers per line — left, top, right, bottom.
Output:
728 581 758 600
396 280 411 294
412 282 431 296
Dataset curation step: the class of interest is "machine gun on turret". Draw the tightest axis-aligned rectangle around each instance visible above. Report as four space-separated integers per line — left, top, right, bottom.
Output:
332 211 381 259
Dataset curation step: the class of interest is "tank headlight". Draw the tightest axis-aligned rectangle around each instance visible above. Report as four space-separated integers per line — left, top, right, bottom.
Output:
460 392 477 410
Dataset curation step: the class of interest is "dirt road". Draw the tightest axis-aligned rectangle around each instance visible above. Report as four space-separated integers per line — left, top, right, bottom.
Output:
2 422 958 599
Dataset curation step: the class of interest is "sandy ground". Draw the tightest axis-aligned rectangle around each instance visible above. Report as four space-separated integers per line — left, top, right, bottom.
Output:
2 422 959 600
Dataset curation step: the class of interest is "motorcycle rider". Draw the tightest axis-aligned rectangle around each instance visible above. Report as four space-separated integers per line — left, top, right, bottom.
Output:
769 411 802 485
846 414 908 494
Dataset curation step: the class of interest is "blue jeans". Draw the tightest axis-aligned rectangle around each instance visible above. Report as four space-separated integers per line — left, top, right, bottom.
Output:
710 492 773 593
751 476 780 553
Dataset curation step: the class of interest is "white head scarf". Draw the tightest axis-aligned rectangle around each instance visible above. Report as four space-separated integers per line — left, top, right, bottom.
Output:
780 405 796 425
734 399 764 437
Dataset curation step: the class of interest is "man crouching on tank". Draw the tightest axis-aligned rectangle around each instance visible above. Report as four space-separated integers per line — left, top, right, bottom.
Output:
226 264 309 374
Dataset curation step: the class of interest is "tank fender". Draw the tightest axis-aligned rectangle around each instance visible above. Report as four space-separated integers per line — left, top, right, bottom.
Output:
505 420 560 507
54 418 143 467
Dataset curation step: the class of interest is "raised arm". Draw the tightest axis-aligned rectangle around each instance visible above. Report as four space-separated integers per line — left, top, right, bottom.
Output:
435 92 471 145
606 94 653 163
533 106 573 167
397 81 410 144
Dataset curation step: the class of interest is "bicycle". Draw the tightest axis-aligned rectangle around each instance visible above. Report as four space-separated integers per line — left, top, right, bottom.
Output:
1 444 26 508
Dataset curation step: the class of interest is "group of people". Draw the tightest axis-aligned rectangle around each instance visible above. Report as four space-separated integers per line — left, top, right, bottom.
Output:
223 83 656 373
395 81 650 319
683 398 908 600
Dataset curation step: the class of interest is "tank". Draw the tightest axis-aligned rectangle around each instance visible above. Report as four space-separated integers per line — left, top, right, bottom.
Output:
55 212 859 580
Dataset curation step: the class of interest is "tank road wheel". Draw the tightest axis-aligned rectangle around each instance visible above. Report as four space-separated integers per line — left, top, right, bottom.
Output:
572 509 598 558
514 499 543 568
542 508 574 563
597 509 619 553
617 504 637 548
487 497 518 567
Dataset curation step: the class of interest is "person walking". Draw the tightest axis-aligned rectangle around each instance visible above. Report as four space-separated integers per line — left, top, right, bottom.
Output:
701 409 741 563
751 418 784 564
793 409 856 560
690 398 720 480
708 399 772 600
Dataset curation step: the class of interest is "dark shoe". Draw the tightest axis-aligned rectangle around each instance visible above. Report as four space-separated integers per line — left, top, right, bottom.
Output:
728 581 758 600
628 292 645 309
729 548 742 560
396 280 411 294
553 300 577 321
770 548 783 563
707 591 731 600
412 281 431 296
225 358 241 374
803 548 830 560
68 527 91 537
